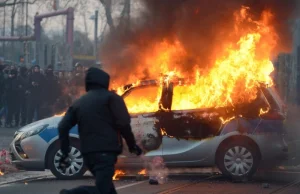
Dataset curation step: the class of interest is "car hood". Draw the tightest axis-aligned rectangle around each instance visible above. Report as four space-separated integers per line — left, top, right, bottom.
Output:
17 116 63 132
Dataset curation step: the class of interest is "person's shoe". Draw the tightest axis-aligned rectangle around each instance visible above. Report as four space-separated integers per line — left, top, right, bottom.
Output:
59 189 70 194
149 178 159 185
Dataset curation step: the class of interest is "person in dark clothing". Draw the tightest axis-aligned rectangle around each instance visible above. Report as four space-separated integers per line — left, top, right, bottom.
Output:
0 64 5 127
17 67 29 126
40 65 61 119
71 63 85 99
5 69 20 127
26 65 44 124
58 67 142 194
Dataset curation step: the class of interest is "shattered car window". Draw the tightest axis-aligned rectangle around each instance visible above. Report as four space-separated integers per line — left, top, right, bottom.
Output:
124 85 161 114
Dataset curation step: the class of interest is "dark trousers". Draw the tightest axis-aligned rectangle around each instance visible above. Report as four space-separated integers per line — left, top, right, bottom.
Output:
68 152 118 194
6 98 19 125
26 97 40 124
17 97 27 126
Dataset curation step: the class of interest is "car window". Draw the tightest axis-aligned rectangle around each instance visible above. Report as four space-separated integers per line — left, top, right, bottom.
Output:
124 85 161 114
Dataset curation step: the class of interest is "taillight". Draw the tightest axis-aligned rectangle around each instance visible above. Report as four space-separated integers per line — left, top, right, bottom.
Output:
260 111 285 120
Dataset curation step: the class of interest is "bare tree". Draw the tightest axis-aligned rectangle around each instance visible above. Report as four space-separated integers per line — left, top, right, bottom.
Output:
0 0 38 7
100 0 115 32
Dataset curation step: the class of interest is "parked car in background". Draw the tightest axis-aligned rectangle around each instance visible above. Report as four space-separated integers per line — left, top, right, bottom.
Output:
9 78 288 180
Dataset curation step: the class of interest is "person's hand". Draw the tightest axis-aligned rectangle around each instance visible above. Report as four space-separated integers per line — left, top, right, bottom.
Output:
58 153 71 172
129 145 142 156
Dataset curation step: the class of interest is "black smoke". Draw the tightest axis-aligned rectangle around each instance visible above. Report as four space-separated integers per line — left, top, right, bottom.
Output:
100 0 299 85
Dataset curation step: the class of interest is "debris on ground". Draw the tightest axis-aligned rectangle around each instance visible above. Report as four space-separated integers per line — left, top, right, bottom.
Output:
0 149 17 175
149 178 159 185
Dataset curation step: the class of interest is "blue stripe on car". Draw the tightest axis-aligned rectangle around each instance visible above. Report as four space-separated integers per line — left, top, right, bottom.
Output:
39 125 79 143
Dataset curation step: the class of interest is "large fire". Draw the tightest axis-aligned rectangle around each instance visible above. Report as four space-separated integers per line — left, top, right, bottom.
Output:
114 6 277 114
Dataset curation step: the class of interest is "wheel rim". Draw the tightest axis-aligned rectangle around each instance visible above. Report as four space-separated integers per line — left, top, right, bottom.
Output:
54 147 84 176
224 146 254 176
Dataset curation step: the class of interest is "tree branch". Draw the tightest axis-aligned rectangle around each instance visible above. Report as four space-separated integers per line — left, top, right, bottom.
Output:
0 0 38 7
100 0 115 32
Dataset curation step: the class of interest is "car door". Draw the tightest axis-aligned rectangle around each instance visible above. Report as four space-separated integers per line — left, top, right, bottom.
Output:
120 84 163 164
160 84 217 165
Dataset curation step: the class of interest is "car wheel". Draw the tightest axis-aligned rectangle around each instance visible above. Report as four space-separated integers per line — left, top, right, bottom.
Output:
48 141 86 180
216 140 260 180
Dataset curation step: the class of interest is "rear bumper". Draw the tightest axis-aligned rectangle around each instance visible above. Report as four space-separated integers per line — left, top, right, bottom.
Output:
254 134 289 167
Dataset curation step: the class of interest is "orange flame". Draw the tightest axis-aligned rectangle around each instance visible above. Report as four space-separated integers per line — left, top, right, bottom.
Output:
114 6 276 115
259 107 270 116
54 112 66 117
113 170 125 180
138 169 147 175
220 116 236 124
0 170 4 176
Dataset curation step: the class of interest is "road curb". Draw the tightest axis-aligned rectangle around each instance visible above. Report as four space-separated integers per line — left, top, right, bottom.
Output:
0 169 299 186
0 175 52 186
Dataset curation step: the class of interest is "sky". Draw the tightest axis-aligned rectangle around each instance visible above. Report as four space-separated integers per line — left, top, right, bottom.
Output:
0 0 143 40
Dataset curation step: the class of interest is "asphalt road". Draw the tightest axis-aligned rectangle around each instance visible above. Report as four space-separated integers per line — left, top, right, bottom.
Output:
0 174 300 194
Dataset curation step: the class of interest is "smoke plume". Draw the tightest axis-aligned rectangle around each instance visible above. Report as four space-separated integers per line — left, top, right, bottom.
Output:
100 0 299 85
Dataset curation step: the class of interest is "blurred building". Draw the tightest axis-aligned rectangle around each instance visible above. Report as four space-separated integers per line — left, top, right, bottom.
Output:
293 19 300 105
274 19 300 105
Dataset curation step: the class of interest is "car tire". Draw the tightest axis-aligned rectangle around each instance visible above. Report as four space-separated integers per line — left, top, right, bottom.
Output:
216 140 260 180
48 141 86 180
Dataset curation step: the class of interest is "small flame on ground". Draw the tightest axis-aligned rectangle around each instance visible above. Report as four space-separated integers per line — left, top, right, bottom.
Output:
113 170 125 180
138 169 147 175
0 170 4 176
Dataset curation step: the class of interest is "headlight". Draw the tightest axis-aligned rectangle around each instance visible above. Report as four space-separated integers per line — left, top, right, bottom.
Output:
19 124 49 141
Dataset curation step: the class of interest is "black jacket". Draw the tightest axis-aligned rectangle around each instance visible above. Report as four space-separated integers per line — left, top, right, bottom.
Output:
0 72 4 104
58 67 136 155
4 76 19 102
28 72 44 96
44 74 61 105
17 74 29 96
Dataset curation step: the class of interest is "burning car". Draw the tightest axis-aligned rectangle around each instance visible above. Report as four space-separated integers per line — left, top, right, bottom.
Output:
9 77 288 180
8 6 290 180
